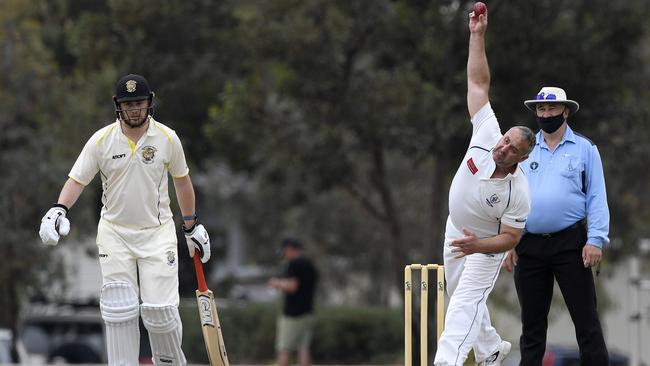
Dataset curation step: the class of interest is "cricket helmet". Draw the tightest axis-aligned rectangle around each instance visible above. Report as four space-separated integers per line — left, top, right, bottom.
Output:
113 74 155 118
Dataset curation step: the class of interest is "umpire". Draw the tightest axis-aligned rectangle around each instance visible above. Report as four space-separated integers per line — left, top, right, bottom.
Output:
504 87 610 365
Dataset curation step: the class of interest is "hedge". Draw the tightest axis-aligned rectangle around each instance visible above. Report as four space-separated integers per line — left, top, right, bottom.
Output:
180 301 403 364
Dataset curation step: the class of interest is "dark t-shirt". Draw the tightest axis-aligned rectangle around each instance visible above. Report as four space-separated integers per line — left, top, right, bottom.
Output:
283 256 318 316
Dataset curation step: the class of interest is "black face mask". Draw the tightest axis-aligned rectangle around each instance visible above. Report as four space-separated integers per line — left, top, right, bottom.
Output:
536 113 565 133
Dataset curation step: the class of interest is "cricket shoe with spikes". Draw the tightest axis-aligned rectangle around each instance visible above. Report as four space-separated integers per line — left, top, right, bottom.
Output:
477 340 511 366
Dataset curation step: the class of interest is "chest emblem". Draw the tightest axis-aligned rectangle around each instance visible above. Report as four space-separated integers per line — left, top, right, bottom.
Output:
467 158 478 175
529 161 539 171
141 145 157 164
485 194 501 207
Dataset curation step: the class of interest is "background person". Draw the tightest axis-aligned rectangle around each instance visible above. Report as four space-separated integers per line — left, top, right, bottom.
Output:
38 74 211 366
269 238 318 366
433 8 535 366
504 86 610 365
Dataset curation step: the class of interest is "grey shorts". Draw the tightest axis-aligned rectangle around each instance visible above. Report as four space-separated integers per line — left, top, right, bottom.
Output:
276 314 314 352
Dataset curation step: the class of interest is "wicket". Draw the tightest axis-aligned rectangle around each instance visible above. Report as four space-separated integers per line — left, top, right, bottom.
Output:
404 264 445 366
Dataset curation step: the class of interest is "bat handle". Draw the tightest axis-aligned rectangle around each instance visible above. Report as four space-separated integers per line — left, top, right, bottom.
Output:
193 250 209 292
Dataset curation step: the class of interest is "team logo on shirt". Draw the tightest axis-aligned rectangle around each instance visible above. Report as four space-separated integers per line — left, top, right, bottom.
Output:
166 250 176 267
485 194 500 207
529 161 539 171
141 145 157 164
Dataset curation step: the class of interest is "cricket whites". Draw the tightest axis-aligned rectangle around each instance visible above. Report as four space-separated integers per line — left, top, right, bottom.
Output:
194 250 230 366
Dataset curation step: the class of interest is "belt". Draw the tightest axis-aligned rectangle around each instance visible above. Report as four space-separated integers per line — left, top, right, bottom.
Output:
527 220 585 238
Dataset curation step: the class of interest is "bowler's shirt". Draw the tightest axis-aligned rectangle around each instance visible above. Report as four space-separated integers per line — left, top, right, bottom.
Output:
69 118 189 229
522 126 609 248
447 103 531 240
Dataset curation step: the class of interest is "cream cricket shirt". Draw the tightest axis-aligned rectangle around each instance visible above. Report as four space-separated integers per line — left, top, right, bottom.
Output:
447 103 531 240
69 118 189 229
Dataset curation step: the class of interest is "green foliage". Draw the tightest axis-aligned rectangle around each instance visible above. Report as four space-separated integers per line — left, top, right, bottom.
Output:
207 0 477 301
312 305 403 364
0 0 70 333
179 301 402 364
180 300 278 364
3 0 650 347
485 0 650 248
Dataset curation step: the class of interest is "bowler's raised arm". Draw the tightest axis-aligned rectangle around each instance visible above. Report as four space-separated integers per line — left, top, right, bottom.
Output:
467 9 489 118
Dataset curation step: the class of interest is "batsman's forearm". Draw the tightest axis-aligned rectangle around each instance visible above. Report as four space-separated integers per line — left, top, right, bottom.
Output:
173 175 196 223
57 178 86 209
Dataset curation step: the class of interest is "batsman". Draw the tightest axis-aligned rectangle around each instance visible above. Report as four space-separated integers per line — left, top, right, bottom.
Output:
39 74 211 366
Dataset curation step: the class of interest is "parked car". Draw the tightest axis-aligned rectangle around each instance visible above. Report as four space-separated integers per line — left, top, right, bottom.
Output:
20 303 152 364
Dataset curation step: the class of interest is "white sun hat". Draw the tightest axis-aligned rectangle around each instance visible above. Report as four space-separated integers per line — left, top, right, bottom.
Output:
524 86 580 116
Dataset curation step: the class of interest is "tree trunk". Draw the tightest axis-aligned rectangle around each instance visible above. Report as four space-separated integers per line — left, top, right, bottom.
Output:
369 147 405 304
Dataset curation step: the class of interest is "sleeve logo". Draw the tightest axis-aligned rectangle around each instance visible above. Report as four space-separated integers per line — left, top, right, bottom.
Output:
467 158 478 174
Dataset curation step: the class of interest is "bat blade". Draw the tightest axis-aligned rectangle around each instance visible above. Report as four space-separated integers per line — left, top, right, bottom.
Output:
196 289 229 366
194 253 230 366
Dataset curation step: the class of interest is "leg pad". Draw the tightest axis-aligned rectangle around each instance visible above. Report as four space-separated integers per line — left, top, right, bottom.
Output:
141 304 186 365
100 281 140 366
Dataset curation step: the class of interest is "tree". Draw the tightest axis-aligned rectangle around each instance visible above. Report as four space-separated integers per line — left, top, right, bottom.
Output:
0 0 70 343
3 0 650 315
207 0 474 303
207 0 650 303
486 0 650 251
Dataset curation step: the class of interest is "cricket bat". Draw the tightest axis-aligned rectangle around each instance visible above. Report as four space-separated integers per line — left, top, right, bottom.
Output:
193 250 230 366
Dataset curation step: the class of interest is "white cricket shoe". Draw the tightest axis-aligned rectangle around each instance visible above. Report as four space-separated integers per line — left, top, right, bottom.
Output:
477 340 511 366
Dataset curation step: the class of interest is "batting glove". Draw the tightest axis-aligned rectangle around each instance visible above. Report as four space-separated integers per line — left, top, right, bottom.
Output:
39 204 71 246
183 222 211 263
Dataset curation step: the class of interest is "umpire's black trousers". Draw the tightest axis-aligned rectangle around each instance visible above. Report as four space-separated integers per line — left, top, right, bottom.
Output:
514 222 609 366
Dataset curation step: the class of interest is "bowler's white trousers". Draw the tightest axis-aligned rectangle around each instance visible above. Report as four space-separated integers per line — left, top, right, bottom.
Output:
433 218 505 366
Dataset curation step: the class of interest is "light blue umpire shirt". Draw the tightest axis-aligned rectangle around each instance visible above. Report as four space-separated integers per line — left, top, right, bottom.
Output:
521 125 610 248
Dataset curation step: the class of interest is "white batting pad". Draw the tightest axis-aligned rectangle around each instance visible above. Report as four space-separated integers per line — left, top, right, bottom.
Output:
141 304 187 365
100 281 140 366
